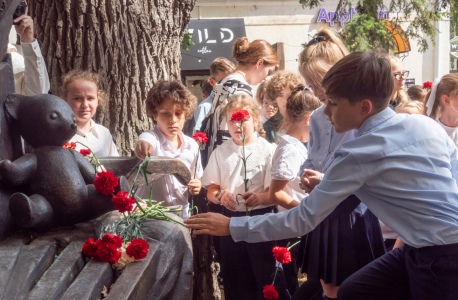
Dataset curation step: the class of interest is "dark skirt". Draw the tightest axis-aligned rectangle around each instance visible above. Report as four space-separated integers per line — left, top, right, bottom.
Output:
296 194 386 286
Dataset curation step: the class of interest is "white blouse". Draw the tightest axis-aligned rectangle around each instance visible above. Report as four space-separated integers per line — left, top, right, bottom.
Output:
202 137 276 212
271 134 308 212
69 120 119 157
136 126 203 219
437 119 458 147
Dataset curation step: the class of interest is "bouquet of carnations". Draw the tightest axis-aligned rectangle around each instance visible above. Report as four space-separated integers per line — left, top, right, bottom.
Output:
64 142 183 269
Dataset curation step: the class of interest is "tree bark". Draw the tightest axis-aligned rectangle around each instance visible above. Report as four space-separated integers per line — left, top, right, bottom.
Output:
27 1 221 299
190 191 222 300
28 0 195 156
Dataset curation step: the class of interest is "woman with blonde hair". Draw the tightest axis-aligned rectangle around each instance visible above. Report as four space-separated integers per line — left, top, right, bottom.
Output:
389 55 409 110
200 37 278 168
293 28 386 300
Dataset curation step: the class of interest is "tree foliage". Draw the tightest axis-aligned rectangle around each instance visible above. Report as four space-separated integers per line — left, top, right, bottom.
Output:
300 0 449 53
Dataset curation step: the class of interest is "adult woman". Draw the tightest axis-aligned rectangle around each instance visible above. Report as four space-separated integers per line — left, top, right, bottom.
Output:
389 56 409 110
294 28 386 300
200 37 277 168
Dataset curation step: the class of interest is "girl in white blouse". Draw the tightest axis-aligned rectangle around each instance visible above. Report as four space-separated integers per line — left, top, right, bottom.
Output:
202 95 289 300
244 85 322 296
61 70 119 157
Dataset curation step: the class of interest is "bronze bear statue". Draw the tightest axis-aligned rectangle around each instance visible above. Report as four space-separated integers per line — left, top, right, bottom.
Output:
0 93 127 231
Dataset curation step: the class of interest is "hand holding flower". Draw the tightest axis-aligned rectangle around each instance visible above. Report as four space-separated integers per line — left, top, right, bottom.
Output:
242 191 272 208
188 179 202 195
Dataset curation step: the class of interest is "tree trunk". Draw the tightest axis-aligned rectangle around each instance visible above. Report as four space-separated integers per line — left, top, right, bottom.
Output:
28 0 195 156
191 191 222 300
28 1 221 299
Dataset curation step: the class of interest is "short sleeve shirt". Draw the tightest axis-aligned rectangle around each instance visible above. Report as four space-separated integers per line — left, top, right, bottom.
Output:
271 134 308 212
202 137 276 212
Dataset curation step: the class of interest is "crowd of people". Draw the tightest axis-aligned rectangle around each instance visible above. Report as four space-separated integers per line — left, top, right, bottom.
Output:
10 9 458 300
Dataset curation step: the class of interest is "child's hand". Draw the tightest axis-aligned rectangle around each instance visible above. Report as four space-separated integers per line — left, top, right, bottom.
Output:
188 179 202 195
299 169 322 193
134 140 153 160
242 191 269 207
220 191 237 211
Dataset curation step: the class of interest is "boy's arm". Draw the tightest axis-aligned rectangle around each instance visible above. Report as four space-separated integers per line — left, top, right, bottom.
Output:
229 151 365 242
207 184 222 204
185 150 365 240
447 137 458 184
135 132 156 160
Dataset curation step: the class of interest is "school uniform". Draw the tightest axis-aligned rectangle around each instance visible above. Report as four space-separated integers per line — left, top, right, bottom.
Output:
270 134 309 295
203 137 290 300
296 105 386 286
69 120 119 157
136 126 203 219
437 119 458 147
229 108 458 299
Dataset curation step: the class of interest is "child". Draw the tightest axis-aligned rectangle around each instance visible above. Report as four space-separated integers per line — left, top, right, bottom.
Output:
296 29 385 300
263 71 304 144
134 80 202 219
407 85 428 103
256 80 278 124
425 74 458 146
246 85 322 296
202 94 289 300
192 57 236 133
61 70 119 157
186 51 458 300
395 100 424 114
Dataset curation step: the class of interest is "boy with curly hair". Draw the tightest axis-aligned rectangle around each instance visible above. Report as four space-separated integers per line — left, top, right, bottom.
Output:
264 71 304 143
134 80 202 218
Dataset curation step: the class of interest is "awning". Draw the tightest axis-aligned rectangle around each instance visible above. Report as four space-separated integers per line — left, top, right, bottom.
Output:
384 20 411 53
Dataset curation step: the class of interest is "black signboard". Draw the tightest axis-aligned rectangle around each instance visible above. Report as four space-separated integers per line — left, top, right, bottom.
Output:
180 18 246 70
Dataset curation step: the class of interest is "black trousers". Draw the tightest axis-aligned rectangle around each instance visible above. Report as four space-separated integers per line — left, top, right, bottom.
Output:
338 243 458 300
220 207 290 300
277 237 300 296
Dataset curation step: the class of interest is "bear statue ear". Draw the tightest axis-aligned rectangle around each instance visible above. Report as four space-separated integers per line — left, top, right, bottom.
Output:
5 93 26 120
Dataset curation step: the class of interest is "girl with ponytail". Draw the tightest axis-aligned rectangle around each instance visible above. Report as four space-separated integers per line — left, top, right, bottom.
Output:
294 29 386 300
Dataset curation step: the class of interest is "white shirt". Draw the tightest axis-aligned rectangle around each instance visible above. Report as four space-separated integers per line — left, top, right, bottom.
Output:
136 126 203 218
271 134 308 212
202 137 276 212
8 41 50 96
437 119 458 147
69 120 119 157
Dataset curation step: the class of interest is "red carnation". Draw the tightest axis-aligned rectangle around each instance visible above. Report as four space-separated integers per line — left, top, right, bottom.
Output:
263 285 278 299
101 232 124 250
82 238 98 257
231 110 250 122
192 132 208 143
272 246 292 264
423 81 433 90
63 142 76 150
94 239 121 264
126 239 150 260
80 149 91 156
112 191 136 213
94 171 119 196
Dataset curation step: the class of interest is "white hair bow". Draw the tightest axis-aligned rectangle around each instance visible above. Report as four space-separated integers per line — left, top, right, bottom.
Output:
425 77 441 116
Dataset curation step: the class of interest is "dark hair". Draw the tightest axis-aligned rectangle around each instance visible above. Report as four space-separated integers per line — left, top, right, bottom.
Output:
322 51 393 110
200 78 213 98
146 80 197 125
232 37 278 66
